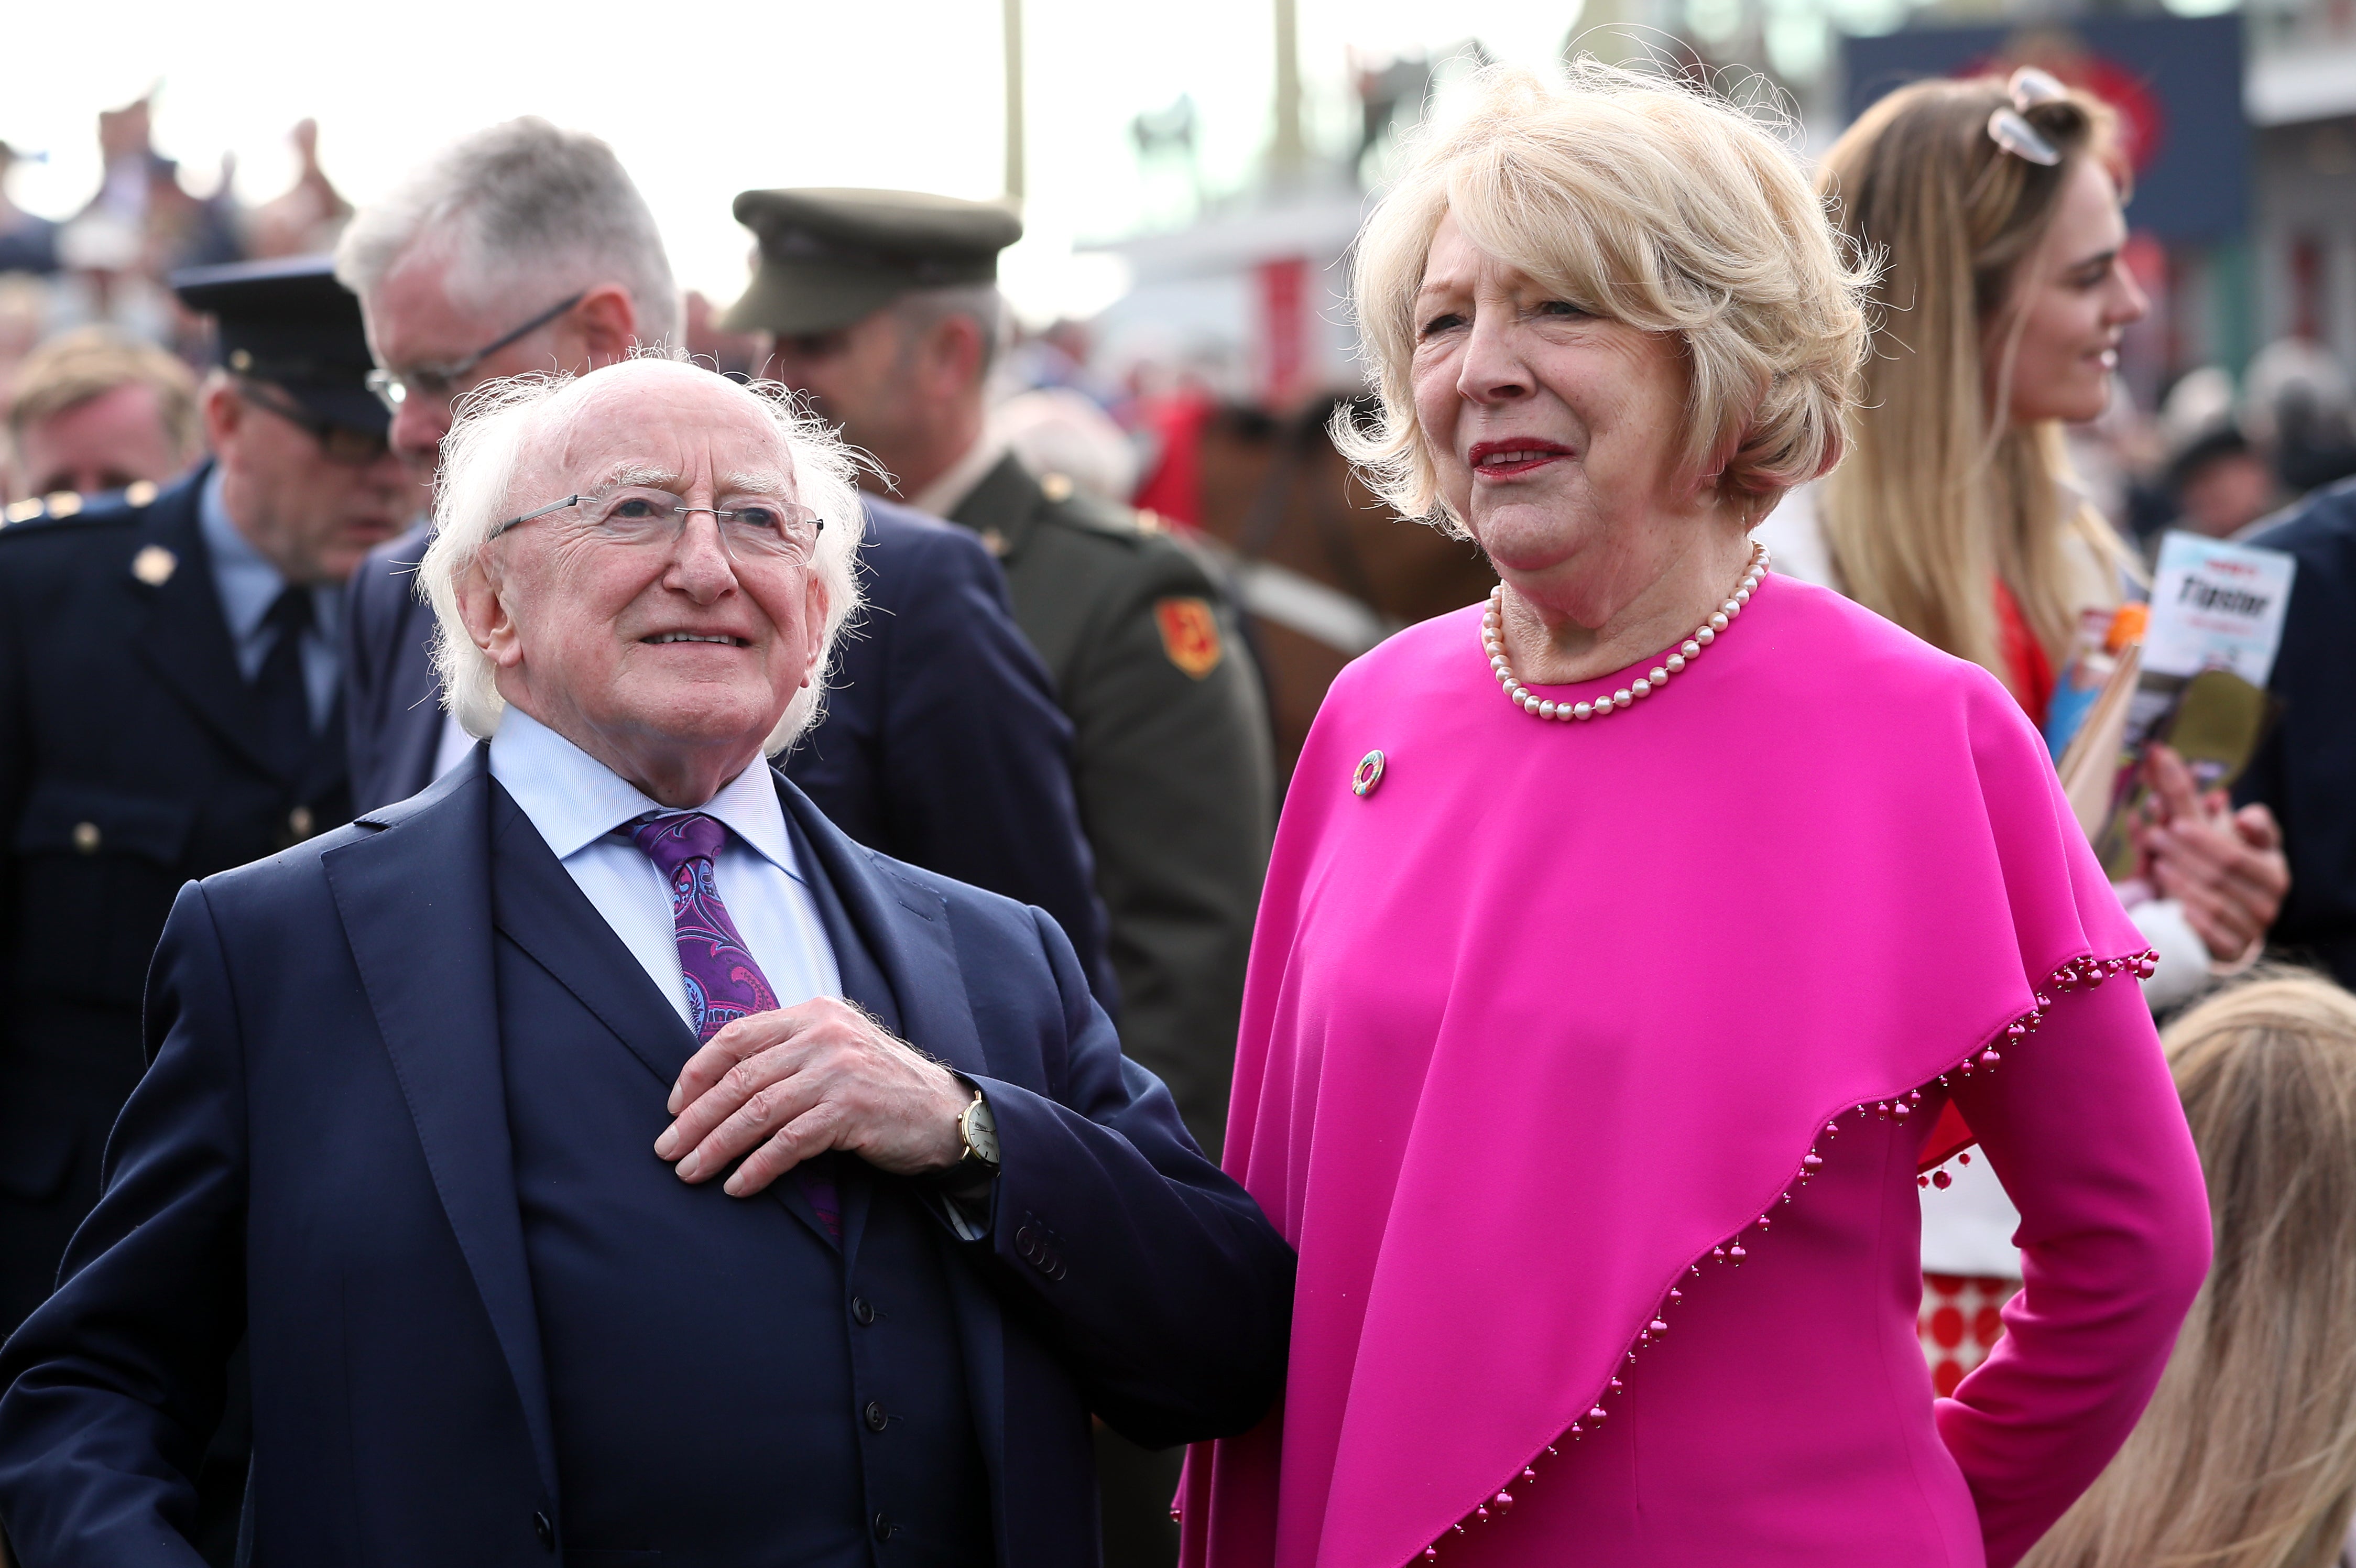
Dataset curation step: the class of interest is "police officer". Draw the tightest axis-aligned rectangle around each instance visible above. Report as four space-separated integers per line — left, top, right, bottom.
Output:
727 189 1275 1568
0 256 415 1349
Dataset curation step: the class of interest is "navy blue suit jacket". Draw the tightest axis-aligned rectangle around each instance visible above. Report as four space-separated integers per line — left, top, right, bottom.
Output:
0 753 1292 1566
342 497 1114 1000
2238 477 2356 987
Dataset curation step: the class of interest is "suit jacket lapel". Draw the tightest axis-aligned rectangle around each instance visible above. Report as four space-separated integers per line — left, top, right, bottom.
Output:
128 476 288 781
486 784 700 1090
773 767 987 1083
388 586 445 801
320 752 560 1498
485 782 845 1249
778 775 1015 1512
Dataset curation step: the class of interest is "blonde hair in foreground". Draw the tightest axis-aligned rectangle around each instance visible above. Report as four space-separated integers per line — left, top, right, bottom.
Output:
1338 61 1871 533
2021 971 2356 1568
1815 77 2134 695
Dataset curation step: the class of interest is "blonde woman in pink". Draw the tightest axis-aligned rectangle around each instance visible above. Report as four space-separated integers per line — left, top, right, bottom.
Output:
1179 64 2211 1568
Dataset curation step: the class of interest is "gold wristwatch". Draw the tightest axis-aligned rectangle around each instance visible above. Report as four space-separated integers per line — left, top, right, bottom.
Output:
956 1088 1000 1174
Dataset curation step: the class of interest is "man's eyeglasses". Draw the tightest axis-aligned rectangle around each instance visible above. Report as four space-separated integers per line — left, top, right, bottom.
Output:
488 487 825 562
237 382 392 467
364 291 586 414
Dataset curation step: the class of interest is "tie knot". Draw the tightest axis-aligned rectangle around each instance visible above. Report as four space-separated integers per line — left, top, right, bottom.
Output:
264 585 315 637
627 811 728 877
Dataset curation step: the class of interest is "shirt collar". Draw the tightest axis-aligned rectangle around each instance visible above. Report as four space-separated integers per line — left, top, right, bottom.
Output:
909 429 1010 519
486 706 805 883
198 465 287 645
195 464 343 644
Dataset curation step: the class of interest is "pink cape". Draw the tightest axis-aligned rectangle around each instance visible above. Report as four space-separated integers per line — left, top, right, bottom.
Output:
1179 575 2151 1568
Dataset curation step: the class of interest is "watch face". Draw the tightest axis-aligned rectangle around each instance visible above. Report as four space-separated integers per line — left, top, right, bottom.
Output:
965 1097 1001 1167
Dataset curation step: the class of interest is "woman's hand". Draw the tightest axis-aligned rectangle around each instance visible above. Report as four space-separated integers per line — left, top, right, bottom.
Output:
2134 744 2288 965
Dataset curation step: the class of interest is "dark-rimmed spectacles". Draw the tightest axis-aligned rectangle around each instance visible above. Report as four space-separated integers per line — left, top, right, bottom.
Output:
488 487 825 562
365 291 586 413
237 380 392 467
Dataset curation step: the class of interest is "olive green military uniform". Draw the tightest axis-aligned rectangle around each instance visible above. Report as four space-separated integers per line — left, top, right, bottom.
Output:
950 453 1272 1155
952 451 1272 1568
724 184 1280 1568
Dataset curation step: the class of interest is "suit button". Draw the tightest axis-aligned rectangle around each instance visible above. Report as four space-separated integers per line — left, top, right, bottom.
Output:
852 1295 876 1326
1015 1225 1035 1252
873 1511 896 1542
532 1510 554 1550
864 1399 889 1432
71 822 100 854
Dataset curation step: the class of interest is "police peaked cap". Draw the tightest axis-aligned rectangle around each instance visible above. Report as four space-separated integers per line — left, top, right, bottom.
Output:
170 254 386 435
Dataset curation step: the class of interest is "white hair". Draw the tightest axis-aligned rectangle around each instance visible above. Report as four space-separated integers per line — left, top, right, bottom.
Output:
335 117 682 350
418 359 866 756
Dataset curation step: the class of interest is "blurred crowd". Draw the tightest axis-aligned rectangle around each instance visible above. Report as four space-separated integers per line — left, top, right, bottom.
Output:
2064 334 2356 556
10 93 2356 587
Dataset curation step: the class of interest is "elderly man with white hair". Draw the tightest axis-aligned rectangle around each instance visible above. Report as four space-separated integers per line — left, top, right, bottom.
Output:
336 118 1115 1005
0 358 1294 1568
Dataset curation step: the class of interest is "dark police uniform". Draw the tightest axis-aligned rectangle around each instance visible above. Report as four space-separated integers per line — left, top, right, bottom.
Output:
726 188 1276 1568
0 255 381 1562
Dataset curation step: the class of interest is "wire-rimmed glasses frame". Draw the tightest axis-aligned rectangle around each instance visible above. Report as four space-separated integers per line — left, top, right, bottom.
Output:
486 487 826 562
363 291 587 415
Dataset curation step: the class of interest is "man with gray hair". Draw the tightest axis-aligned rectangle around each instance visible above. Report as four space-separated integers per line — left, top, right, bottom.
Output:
337 122 1112 994
0 357 1293 1566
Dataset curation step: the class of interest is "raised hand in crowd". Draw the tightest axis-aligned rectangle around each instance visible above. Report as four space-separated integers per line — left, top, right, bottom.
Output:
2137 743 2289 964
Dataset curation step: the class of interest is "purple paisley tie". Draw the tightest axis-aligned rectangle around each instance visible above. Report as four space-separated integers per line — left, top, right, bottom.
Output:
628 812 839 1239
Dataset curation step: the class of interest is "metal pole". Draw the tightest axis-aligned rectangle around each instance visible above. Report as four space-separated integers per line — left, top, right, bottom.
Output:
1271 0 1304 180
1003 0 1026 201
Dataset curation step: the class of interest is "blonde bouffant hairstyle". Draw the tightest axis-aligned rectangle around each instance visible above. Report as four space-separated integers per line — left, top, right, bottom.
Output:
1816 77 2134 695
2022 971 2356 1568
1338 61 1872 534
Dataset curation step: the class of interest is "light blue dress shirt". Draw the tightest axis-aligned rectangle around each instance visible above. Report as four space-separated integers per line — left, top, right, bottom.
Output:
197 467 342 732
486 708 842 1029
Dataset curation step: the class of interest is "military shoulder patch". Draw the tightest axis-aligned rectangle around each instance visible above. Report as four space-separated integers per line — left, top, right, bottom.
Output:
1154 596 1223 679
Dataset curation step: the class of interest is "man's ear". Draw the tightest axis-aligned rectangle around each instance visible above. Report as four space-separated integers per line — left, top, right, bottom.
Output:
799 574 828 689
574 285 642 367
924 312 987 399
199 378 244 460
456 554 522 670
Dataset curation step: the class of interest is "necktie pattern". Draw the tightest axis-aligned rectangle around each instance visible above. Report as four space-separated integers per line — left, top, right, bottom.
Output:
627 812 838 1237
629 813 779 1039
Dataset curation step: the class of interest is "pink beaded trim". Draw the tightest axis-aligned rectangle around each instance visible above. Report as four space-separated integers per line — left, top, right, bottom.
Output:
1402 945 2159 1563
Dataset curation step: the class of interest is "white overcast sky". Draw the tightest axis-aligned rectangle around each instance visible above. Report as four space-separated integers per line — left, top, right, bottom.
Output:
1 0 1589 323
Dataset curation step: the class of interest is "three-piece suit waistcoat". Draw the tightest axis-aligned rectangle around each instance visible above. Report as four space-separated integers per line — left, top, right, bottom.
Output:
487 788 992 1567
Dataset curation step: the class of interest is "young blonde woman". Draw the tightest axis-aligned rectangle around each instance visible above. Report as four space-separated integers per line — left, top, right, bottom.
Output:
2021 970 2356 1568
1758 72 2289 1011
1756 75 2295 1378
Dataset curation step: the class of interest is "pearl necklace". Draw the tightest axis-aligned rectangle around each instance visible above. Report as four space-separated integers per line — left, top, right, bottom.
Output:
1484 543 1770 722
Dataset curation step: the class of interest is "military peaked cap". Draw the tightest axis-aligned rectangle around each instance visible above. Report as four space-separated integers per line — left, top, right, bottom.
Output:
170 254 386 434
724 188 1022 337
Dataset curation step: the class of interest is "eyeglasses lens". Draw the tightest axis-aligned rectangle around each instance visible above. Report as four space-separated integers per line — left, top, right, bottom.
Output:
323 427 392 465
593 490 819 558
